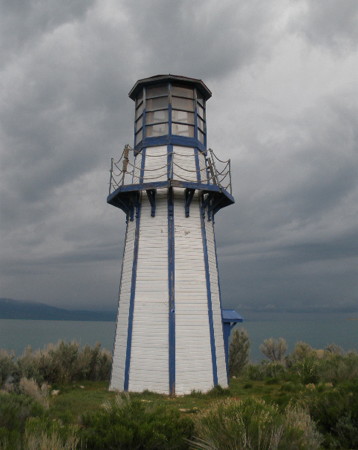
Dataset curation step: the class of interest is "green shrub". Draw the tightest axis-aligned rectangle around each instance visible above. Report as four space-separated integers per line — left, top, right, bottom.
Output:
260 338 287 362
0 350 16 388
24 417 79 450
194 397 321 450
243 361 287 381
229 328 250 377
193 397 322 449
319 351 358 384
206 385 231 397
0 392 44 433
287 342 316 366
307 381 358 448
80 393 194 449
292 357 320 384
0 427 22 450
16 341 112 385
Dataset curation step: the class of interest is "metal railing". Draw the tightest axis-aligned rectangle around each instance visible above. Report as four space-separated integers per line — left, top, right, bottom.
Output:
109 145 232 195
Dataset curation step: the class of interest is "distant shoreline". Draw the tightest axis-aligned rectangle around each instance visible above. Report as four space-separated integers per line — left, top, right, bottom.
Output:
0 298 116 322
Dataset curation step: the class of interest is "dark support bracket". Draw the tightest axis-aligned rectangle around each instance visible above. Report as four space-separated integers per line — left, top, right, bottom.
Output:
202 192 213 220
146 189 157 217
129 192 140 221
201 193 209 218
184 188 195 217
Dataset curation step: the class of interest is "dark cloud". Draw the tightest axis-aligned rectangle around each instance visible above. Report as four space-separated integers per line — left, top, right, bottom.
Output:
215 93 358 312
291 0 358 52
123 0 279 80
0 1 357 314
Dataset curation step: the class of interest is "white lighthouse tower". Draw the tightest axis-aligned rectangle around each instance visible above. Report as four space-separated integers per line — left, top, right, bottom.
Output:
108 75 239 395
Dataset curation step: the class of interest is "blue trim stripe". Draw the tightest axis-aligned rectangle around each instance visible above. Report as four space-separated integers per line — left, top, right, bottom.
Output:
124 199 141 391
140 147 146 183
200 198 218 386
168 186 176 395
135 135 206 153
194 148 201 183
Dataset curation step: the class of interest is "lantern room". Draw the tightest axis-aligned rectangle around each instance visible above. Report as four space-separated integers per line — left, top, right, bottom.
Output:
129 75 211 152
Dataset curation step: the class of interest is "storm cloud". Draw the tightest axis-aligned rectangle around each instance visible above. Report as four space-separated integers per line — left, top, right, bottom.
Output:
1 0 357 314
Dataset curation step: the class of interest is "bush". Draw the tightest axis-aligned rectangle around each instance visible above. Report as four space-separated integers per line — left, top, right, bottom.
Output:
0 392 44 434
260 338 288 362
80 393 194 449
24 417 79 450
243 361 287 381
17 341 112 385
193 397 322 449
229 328 250 377
307 381 358 448
0 350 16 388
19 377 50 409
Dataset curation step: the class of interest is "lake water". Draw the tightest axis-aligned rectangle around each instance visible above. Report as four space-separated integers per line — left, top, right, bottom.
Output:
0 315 357 362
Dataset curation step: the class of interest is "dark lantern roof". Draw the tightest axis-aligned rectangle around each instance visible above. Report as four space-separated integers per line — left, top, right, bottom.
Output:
128 74 212 101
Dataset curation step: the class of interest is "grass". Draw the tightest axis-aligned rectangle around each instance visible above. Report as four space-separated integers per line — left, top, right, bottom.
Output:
46 377 294 422
1 341 357 448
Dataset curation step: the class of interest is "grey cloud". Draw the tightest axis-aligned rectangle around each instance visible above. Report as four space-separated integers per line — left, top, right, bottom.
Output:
123 0 280 80
0 0 96 62
290 0 358 52
214 93 358 312
1 0 357 314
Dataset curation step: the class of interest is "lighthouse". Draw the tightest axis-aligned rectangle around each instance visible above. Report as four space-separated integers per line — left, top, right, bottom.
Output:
108 75 240 395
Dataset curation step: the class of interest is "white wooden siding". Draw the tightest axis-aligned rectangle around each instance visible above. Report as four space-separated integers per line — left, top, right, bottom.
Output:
205 219 228 387
143 146 167 182
174 189 213 395
198 151 208 183
133 152 142 183
173 146 197 183
110 219 136 391
128 190 169 393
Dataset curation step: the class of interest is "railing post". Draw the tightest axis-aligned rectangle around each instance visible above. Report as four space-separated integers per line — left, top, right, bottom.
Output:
228 159 232 194
122 145 130 185
109 157 114 194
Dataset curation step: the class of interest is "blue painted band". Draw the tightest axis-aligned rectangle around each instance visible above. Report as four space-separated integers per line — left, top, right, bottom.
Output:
200 197 218 386
168 186 176 395
194 148 201 183
135 135 206 152
140 147 146 183
124 199 141 391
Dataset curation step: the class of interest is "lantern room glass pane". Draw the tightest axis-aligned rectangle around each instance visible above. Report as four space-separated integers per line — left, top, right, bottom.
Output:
146 110 168 124
172 123 194 137
198 129 205 144
136 128 143 144
147 97 169 110
146 123 168 137
197 104 205 118
172 110 194 124
197 116 205 130
172 97 194 111
146 84 168 98
136 102 144 119
135 117 143 132
171 85 194 98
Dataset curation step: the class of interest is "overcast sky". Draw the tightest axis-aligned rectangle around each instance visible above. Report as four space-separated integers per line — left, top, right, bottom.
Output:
1 0 357 315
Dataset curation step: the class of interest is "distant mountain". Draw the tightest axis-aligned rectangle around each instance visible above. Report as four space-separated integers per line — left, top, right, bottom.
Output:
0 298 116 321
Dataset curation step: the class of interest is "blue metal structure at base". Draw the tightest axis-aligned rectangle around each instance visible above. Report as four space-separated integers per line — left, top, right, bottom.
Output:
222 309 243 373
